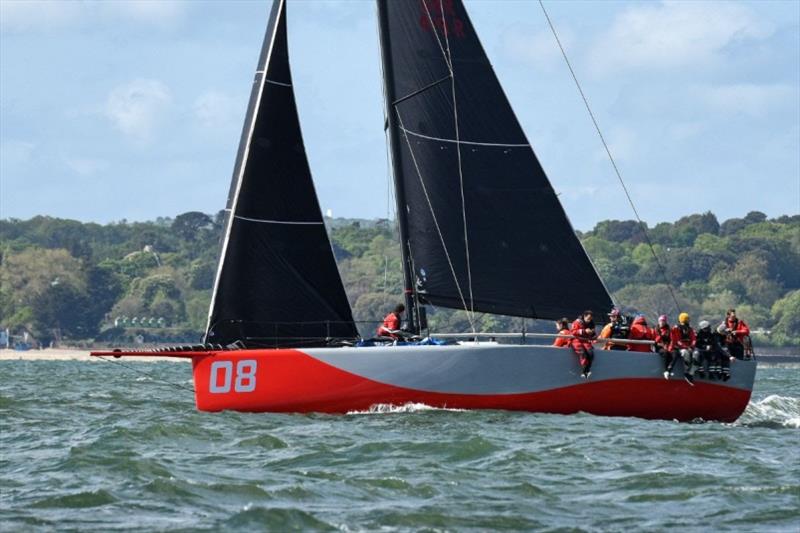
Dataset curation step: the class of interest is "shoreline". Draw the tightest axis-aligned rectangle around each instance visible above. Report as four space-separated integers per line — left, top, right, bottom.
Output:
0 348 189 362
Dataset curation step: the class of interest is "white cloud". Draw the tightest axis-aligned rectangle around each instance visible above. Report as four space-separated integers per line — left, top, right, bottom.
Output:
503 26 574 70
696 83 796 118
0 0 185 32
0 1 80 31
0 140 36 166
590 1 773 74
104 79 171 141
593 125 637 164
667 121 707 142
101 1 185 29
193 91 238 128
65 157 109 177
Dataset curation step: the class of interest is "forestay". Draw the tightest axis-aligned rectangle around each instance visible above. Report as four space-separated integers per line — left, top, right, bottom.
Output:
378 0 613 320
205 0 357 347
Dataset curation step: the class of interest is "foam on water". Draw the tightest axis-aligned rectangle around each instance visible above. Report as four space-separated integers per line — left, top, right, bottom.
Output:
347 402 467 415
736 394 800 428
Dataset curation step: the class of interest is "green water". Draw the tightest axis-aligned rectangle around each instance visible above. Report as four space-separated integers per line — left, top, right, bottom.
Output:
1 361 798 531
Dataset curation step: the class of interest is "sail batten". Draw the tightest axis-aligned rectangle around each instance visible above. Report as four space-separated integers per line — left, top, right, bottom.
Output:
378 0 613 320
205 0 357 347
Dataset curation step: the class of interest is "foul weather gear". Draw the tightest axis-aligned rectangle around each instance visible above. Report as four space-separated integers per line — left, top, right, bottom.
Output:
722 317 750 360
628 316 654 353
553 328 571 348
571 317 596 376
694 327 723 380
376 312 402 338
654 323 676 374
599 315 630 351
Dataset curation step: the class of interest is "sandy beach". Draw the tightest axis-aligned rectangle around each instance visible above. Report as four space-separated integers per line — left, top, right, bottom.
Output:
0 348 189 362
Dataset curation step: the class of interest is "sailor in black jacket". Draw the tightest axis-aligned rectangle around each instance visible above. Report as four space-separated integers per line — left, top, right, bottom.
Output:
693 320 723 380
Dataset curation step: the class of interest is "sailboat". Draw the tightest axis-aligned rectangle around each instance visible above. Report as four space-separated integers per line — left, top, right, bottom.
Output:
93 0 756 422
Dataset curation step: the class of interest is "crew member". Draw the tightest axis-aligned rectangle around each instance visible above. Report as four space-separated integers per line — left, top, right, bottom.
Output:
670 312 697 384
715 323 734 381
628 314 654 353
377 303 405 339
552 318 571 347
653 315 674 379
598 308 629 351
722 308 750 360
694 320 723 380
571 310 596 378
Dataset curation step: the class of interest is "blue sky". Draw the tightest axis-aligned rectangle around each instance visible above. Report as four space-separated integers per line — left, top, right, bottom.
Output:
1 0 798 230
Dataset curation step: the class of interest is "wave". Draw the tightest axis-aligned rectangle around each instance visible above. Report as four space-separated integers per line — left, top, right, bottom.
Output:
736 395 800 428
347 402 466 415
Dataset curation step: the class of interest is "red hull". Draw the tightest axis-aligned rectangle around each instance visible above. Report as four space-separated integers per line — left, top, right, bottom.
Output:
191 349 752 422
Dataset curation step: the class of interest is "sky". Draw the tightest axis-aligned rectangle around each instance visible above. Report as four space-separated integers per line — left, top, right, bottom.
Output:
1 0 798 231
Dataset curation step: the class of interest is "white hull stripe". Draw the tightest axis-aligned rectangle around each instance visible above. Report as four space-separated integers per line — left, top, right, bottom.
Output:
234 215 324 225
266 79 292 87
399 127 530 148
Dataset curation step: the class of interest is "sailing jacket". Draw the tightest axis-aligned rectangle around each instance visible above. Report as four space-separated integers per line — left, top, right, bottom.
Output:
653 324 671 350
628 316 654 352
552 328 571 347
724 318 750 343
670 324 696 351
695 329 722 352
599 317 629 350
376 312 401 337
571 318 596 350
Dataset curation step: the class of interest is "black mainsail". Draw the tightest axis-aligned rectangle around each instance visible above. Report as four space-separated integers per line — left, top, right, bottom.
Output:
205 0 358 347
377 0 613 320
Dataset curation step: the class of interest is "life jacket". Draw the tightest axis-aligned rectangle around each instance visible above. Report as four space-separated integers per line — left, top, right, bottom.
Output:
725 317 750 342
609 315 631 339
696 329 719 351
654 324 671 347
670 324 695 350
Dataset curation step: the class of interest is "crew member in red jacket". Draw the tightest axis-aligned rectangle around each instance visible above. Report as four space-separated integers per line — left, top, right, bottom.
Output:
376 303 405 339
721 308 750 359
552 318 571 347
653 314 674 379
571 310 596 378
628 315 654 353
670 312 697 384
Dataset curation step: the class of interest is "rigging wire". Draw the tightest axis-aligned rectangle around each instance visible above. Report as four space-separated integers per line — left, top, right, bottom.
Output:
96 355 196 395
421 0 477 331
437 0 477 330
396 109 477 333
537 0 681 313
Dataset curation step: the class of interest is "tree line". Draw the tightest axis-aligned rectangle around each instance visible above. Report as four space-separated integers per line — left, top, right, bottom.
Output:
1 210 798 347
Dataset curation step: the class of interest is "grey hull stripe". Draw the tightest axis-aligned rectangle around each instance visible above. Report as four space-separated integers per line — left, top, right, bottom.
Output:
304 344 757 395
234 215 323 225
399 127 530 148
266 79 292 87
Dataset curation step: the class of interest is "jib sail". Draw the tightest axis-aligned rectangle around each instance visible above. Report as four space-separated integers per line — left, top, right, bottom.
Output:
205 0 357 347
377 0 612 320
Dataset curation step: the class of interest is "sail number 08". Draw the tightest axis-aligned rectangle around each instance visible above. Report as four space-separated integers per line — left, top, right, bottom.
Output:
209 360 257 393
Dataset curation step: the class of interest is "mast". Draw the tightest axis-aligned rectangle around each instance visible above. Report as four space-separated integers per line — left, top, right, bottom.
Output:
376 0 418 333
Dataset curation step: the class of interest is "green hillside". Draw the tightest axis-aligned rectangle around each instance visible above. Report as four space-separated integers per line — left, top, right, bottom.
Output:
1 211 798 347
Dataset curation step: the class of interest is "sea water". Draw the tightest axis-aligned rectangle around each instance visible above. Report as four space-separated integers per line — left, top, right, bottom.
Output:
1 360 798 531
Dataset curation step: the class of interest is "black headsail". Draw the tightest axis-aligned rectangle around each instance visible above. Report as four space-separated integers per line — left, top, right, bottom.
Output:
205 0 358 347
377 0 613 321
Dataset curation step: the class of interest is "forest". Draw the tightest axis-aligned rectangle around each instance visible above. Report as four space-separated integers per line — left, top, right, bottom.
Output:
1 210 798 347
